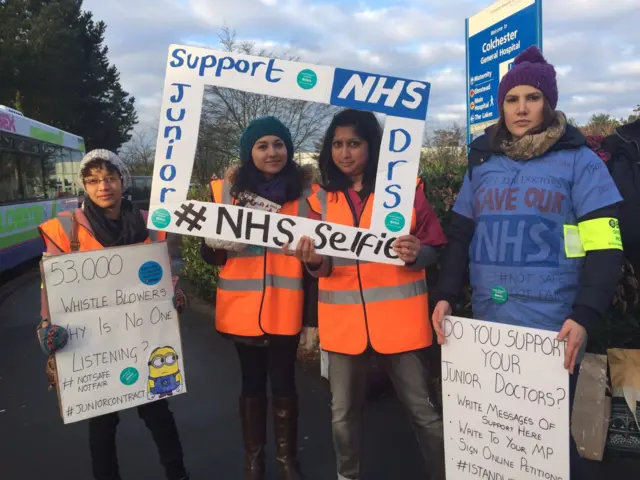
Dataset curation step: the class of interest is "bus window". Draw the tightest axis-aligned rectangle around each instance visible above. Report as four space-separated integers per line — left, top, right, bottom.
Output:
43 147 58 198
70 149 82 194
0 132 14 150
16 138 40 154
19 154 46 199
43 146 65 198
59 148 75 195
0 151 20 204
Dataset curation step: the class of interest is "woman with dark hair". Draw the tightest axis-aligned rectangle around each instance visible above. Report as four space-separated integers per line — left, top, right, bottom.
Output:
431 46 624 478
292 109 447 480
316 109 382 193
201 116 316 480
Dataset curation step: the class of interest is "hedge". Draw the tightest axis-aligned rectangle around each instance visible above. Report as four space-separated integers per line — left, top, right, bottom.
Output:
180 185 220 302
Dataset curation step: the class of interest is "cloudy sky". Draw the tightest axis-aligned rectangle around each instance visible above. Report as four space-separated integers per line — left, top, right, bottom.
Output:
82 0 639 138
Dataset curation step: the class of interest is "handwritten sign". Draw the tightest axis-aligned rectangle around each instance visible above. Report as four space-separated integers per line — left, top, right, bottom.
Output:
148 45 431 264
441 316 569 480
150 201 404 265
42 242 186 424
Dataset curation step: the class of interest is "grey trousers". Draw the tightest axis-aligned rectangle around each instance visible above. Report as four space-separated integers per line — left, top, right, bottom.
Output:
328 349 445 480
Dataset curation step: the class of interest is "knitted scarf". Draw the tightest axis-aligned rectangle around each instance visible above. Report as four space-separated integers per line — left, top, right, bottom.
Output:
84 197 149 247
501 111 568 161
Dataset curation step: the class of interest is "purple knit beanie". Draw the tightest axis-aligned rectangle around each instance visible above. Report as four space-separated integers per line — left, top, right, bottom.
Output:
498 46 558 109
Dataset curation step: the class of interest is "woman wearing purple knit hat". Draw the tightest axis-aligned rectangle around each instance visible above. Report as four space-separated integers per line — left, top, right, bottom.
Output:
431 46 623 478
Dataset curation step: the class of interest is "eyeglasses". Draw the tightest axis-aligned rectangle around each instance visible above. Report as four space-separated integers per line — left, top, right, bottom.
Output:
148 353 179 368
84 176 120 187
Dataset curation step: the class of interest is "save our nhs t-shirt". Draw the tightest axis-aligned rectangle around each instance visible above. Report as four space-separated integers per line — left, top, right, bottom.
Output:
454 145 622 332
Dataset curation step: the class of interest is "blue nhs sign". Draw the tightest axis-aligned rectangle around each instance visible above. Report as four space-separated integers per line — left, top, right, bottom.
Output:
330 68 430 120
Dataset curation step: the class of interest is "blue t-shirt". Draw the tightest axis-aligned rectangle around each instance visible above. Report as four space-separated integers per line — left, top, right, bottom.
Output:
454 145 622 332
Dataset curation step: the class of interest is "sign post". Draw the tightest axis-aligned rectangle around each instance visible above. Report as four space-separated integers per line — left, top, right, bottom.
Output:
441 316 569 480
465 0 543 144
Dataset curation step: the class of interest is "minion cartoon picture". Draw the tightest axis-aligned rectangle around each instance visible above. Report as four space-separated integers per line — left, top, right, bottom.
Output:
147 346 183 400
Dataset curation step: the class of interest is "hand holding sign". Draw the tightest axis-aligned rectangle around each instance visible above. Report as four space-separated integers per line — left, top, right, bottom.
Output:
556 319 587 374
285 236 323 268
432 300 452 345
392 234 421 263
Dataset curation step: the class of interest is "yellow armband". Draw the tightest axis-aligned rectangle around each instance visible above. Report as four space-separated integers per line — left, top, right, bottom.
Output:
579 218 623 251
564 218 623 258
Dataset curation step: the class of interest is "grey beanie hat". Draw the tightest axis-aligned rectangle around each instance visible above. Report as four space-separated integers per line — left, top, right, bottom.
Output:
78 149 131 189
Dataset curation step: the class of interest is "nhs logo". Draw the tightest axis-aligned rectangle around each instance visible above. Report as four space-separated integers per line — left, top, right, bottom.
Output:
330 69 430 120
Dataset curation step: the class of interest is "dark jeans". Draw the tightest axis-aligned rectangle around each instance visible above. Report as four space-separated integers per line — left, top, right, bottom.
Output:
88 399 186 480
235 338 299 398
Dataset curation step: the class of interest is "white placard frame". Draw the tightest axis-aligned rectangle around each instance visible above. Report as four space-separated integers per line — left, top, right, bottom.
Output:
147 45 432 265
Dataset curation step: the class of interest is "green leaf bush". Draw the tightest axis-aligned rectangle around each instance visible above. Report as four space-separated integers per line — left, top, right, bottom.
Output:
180 185 220 302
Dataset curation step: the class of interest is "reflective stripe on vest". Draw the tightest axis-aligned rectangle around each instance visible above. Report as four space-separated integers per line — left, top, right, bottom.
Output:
149 230 163 242
309 185 432 355
218 275 303 291
228 246 289 259
315 188 328 221
319 279 426 304
57 213 74 241
220 180 233 204
331 257 370 267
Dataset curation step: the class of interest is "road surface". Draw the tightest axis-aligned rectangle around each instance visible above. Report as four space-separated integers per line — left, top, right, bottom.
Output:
0 259 637 479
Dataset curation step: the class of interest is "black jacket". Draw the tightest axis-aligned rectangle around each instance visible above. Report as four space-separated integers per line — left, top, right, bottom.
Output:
602 120 640 274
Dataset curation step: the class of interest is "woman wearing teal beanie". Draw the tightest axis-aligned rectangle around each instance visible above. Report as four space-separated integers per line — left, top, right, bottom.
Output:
201 116 317 480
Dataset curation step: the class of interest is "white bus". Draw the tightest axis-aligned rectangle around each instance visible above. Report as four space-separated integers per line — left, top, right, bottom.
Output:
0 105 85 272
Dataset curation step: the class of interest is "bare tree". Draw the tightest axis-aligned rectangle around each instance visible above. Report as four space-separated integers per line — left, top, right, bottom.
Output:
430 123 465 148
193 28 337 185
420 123 466 173
120 128 157 175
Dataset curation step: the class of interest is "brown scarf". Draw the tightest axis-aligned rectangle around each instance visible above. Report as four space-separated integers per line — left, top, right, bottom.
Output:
501 111 568 161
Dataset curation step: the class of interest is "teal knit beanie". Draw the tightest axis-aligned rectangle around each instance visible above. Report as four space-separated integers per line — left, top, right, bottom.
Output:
239 116 294 164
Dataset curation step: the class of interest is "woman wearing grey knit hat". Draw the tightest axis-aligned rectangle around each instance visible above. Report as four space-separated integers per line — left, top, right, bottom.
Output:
432 46 623 478
37 149 190 480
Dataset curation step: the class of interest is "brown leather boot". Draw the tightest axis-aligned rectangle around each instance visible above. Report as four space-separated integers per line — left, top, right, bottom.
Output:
272 396 304 480
239 396 267 480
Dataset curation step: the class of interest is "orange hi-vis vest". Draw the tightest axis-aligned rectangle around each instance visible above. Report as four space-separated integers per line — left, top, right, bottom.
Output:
210 180 315 337
307 184 432 355
39 209 164 254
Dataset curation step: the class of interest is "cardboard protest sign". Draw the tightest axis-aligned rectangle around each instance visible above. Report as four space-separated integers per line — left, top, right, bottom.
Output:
41 242 186 424
147 44 431 265
441 316 569 480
